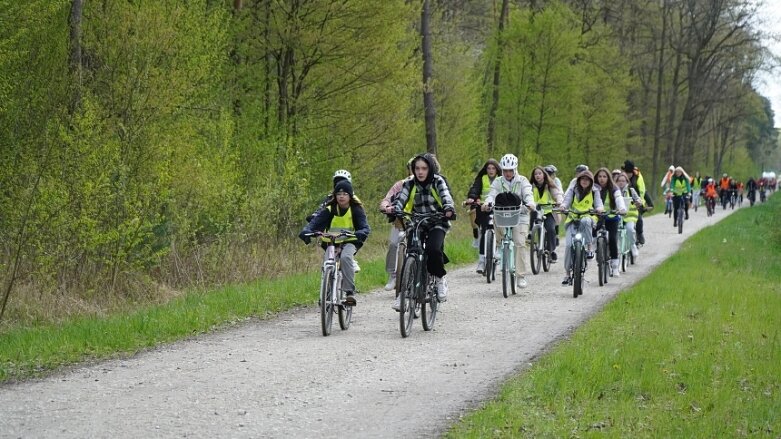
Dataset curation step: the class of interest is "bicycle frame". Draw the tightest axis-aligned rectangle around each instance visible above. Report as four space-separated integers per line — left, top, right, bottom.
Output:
306 231 355 336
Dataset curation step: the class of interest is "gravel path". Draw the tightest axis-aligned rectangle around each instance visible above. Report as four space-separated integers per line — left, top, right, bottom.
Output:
0 206 739 438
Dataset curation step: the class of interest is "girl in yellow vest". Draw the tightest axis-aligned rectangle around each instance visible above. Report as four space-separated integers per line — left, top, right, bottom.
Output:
561 170 604 285
613 170 642 265
595 168 628 276
529 165 563 262
299 180 371 305
466 158 500 274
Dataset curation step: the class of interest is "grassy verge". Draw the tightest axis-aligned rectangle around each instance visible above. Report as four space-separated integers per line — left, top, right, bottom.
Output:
448 197 781 437
0 225 477 382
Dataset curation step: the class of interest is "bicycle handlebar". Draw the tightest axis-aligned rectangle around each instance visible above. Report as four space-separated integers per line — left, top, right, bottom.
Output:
304 231 357 243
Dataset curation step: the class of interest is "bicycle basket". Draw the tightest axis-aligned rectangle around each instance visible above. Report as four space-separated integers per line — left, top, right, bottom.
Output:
493 205 522 227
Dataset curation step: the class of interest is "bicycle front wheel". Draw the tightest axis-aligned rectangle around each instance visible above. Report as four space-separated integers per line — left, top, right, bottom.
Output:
422 273 437 331
529 225 541 275
573 241 583 298
320 267 335 336
484 228 494 284
542 229 551 272
677 208 684 234
597 236 607 287
399 256 417 338
502 245 511 298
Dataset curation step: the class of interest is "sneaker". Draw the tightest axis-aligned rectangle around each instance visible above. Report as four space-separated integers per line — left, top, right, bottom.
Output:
637 233 645 245
392 295 401 311
610 260 620 277
586 251 595 260
476 259 485 274
472 238 479 248
353 259 361 272
344 291 357 306
550 251 558 262
631 245 639 258
517 276 528 289
435 276 448 302
384 275 396 291
561 275 571 286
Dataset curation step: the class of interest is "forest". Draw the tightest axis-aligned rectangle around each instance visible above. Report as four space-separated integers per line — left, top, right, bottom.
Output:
1 0 779 322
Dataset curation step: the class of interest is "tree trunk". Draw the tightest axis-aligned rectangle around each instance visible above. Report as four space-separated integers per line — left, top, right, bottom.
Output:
68 0 84 111
486 0 509 156
651 0 667 200
421 0 437 155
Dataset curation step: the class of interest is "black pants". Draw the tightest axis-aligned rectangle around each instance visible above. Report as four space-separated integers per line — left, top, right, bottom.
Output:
422 228 447 278
605 217 619 259
673 195 689 220
475 209 492 256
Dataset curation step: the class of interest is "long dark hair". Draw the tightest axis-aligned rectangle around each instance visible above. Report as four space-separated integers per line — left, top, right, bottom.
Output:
529 166 555 192
594 167 616 210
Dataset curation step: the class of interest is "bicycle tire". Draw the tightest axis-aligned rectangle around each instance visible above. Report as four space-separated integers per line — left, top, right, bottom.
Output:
337 286 352 331
621 253 627 272
630 250 635 265
573 241 583 298
399 256 417 338
502 245 511 298
597 236 607 287
677 207 683 234
484 228 494 284
394 240 407 294
530 225 541 275
320 266 335 336
421 273 437 331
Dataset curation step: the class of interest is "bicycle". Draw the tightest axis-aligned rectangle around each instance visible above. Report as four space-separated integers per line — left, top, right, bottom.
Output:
617 214 634 272
706 195 716 217
729 190 737 210
304 231 356 336
562 208 596 298
529 203 557 275
593 212 615 287
492 204 525 298
396 211 447 338
674 195 686 234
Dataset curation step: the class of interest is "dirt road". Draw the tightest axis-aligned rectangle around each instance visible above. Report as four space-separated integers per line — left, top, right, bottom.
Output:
0 207 738 438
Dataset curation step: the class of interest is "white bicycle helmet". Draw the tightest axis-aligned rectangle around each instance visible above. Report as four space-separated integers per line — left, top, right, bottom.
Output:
575 164 589 173
333 169 352 183
499 154 518 171
544 164 557 174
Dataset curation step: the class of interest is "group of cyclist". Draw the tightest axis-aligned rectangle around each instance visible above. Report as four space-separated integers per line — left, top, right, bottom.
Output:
298 150 771 319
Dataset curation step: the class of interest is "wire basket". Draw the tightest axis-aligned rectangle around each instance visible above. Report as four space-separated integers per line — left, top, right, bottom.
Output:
493 205 522 227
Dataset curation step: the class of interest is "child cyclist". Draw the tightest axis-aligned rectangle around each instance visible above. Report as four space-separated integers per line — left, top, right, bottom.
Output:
560 169 604 285
392 153 456 309
465 158 501 274
481 154 535 289
299 179 370 305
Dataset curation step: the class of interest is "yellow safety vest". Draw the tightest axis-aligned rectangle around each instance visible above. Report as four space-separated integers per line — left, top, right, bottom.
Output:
480 175 492 199
565 191 594 224
323 205 357 243
533 185 553 214
673 178 688 196
404 184 442 213
622 194 639 222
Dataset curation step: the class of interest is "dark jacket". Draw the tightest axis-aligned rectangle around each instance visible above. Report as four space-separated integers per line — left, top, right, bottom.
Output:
301 201 370 249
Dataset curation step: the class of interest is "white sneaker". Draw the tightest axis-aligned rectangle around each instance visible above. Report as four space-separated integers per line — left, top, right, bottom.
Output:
353 259 361 272
472 238 479 248
610 259 620 277
476 258 485 274
517 276 528 289
384 275 396 291
435 276 448 302
631 245 639 258
392 295 402 311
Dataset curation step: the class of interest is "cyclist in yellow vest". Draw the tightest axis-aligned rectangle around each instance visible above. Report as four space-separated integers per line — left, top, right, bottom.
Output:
481 154 536 289
299 180 370 305
670 166 691 227
613 169 642 272
466 158 500 274
529 165 563 262
560 169 604 285
595 168 628 276
379 158 414 290
392 153 455 306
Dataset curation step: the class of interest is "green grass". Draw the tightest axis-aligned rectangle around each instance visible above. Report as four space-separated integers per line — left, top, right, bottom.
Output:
448 197 781 438
0 230 476 382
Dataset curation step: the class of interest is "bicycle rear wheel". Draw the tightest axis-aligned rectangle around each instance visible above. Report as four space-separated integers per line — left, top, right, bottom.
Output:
573 241 583 298
542 231 551 272
484 229 494 284
502 245 511 298
320 267 335 336
337 287 352 330
422 274 437 331
529 225 541 275
399 256 417 338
